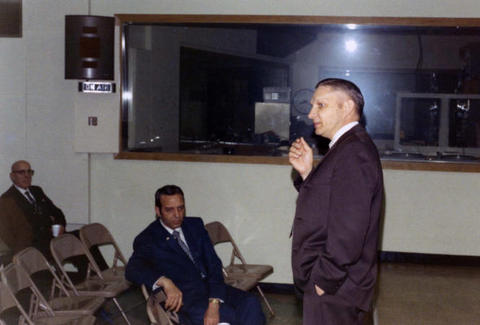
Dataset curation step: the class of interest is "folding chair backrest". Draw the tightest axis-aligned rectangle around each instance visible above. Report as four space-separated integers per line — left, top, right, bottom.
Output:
13 247 71 299
13 247 50 275
0 264 50 325
50 234 88 264
205 221 233 245
0 281 17 315
50 234 103 293
80 223 127 265
80 223 113 247
205 221 246 265
1 263 33 296
0 281 35 325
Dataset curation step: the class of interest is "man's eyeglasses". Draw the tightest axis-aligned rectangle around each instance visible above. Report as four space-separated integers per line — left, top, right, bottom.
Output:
12 169 35 176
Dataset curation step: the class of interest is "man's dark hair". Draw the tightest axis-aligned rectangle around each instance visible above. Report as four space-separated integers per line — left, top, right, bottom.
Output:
155 185 184 208
315 78 364 117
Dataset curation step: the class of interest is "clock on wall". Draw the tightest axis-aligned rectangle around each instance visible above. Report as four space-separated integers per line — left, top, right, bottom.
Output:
292 88 314 116
290 88 315 143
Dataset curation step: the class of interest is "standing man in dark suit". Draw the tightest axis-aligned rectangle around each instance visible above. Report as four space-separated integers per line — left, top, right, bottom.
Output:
125 185 265 325
0 160 66 260
289 79 384 324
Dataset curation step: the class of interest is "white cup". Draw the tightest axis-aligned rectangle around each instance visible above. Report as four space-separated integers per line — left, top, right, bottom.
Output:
218 323 230 325
51 224 62 237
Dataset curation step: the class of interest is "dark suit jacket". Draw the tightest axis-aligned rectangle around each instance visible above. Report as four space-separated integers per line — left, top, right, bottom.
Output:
291 125 384 312
125 217 227 311
0 185 66 258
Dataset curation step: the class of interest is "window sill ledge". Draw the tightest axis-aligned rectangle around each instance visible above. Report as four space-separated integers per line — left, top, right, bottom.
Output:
115 152 480 172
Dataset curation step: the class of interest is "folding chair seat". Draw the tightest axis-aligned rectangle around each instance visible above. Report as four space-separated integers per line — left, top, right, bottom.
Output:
222 273 259 292
13 247 105 316
50 234 132 324
79 223 128 282
145 286 180 325
0 265 96 325
205 221 275 316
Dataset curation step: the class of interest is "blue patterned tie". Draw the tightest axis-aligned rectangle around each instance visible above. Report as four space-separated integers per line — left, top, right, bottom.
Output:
172 230 205 278
172 230 194 261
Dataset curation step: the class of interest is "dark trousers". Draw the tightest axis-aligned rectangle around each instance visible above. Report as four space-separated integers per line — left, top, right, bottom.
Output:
303 292 366 325
180 285 265 325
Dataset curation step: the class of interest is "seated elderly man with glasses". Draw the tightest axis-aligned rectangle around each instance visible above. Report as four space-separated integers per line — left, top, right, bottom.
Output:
0 160 67 263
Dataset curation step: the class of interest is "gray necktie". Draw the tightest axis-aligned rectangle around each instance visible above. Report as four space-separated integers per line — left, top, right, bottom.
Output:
172 230 206 278
172 230 194 261
25 190 36 204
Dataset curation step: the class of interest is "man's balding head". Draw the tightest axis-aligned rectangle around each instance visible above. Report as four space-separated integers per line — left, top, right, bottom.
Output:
10 160 33 189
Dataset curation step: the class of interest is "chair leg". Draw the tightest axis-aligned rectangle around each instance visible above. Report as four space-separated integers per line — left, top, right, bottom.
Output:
373 304 378 325
256 285 274 317
112 297 132 325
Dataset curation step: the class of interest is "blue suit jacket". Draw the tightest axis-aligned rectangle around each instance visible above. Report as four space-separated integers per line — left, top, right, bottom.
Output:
125 217 226 309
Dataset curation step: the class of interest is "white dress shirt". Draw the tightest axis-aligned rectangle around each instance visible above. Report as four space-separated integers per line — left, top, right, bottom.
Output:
329 121 359 149
159 219 190 250
14 184 35 203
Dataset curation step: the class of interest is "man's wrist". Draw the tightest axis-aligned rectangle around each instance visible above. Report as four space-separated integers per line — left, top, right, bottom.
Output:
154 276 168 289
208 298 221 305
300 169 311 180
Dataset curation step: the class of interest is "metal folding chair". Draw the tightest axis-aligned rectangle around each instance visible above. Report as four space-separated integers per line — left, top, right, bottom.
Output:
50 234 132 325
205 221 274 316
79 223 128 282
0 264 96 325
13 247 105 316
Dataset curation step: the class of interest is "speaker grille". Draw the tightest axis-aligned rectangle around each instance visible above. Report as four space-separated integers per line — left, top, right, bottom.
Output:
65 15 114 80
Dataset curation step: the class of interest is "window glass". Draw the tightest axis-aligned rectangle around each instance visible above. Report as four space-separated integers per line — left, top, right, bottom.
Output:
122 22 480 161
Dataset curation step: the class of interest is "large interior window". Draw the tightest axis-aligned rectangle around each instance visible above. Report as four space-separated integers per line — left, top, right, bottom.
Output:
119 16 480 164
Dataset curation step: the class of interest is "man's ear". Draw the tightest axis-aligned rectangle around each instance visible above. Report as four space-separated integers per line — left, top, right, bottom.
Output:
343 99 357 119
155 206 161 218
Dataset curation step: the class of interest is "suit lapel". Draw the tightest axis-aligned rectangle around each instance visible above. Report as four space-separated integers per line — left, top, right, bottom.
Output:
181 220 201 261
153 221 185 257
307 124 363 180
155 220 200 263
9 185 35 215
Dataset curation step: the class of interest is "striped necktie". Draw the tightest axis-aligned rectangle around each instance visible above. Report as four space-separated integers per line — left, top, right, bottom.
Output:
25 190 36 204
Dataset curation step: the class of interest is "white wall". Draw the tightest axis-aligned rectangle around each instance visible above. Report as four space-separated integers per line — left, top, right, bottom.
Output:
1 0 90 224
382 169 480 256
1 0 480 283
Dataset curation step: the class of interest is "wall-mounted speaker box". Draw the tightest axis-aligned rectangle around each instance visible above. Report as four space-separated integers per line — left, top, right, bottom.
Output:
65 15 114 80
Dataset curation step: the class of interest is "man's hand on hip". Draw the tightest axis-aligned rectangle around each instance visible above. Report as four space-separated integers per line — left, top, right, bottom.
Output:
315 284 325 296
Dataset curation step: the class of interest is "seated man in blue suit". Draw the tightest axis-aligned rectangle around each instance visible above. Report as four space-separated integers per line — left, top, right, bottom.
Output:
125 185 265 325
